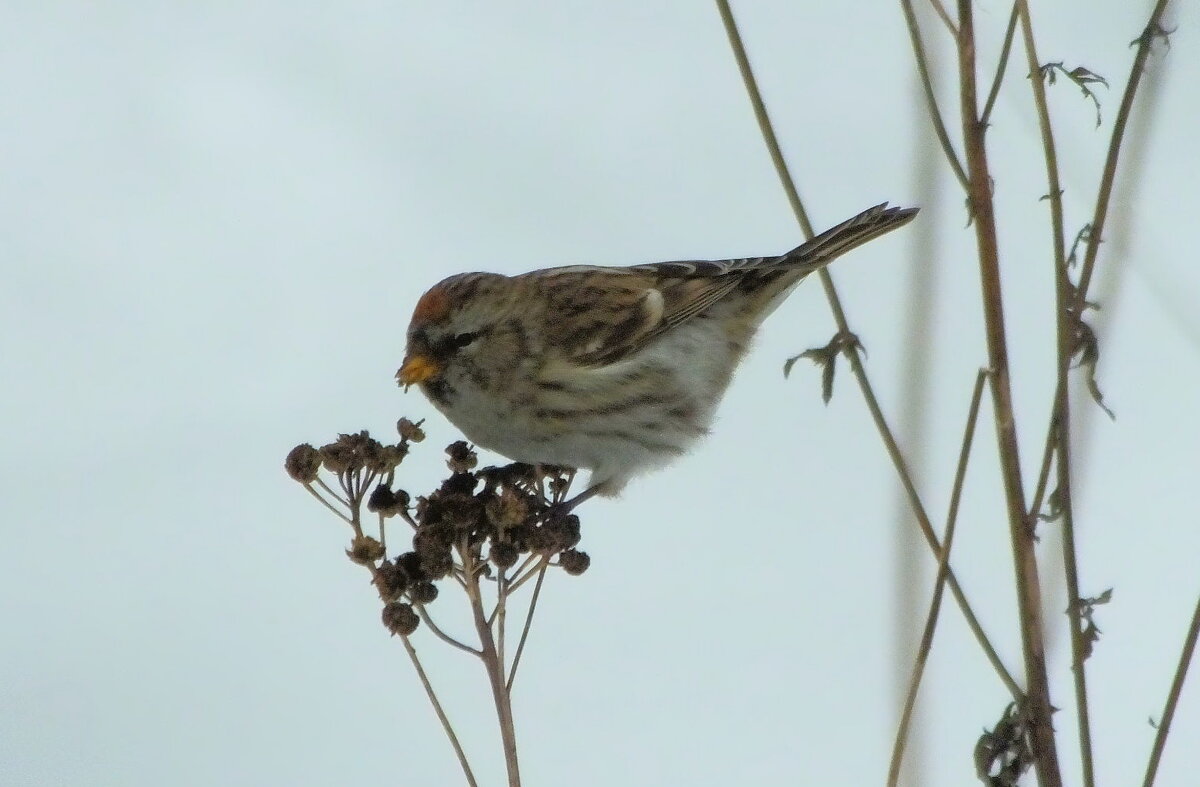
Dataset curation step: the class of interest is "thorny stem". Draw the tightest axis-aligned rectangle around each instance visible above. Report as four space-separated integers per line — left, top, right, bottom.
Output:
888 369 988 787
507 564 549 692
715 0 1019 699
899 0 971 190
1143 593 1200 787
464 550 522 787
399 634 480 787
1015 3 1095 783
956 1 1063 784
980 2 1020 128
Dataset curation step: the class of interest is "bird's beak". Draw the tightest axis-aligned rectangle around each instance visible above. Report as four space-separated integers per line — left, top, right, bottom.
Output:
396 354 440 390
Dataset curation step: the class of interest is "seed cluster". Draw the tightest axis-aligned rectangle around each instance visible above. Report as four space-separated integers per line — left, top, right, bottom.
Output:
285 421 590 639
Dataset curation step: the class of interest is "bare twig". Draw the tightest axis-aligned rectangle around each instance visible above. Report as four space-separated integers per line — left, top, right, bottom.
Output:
1143 593 1200 787
507 564 549 692
399 634 480 787
1076 0 1172 303
926 0 958 36
899 0 971 190
464 552 522 787
417 604 483 657
888 369 988 787
955 0 1062 782
715 0 1018 699
981 1 1020 128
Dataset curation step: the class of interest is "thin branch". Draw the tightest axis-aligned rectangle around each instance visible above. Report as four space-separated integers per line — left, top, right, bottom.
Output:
508 557 550 595
899 0 971 190
926 0 958 36
1076 0 1172 303
399 634 479 787
888 369 987 787
1016 2 1095 781
303 484 354 526
464 553 522 787
955 0 1062 783
1143 593 1200 787
417 605 483 657
507 565 549 692
981 1 1020 128
715 0 1018 699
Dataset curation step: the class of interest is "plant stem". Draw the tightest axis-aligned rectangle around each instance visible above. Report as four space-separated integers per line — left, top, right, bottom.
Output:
1142 593 1200 787
715 0 1018 699
399 634 479 787
899 0 970 190
1015 2 1095 783
888 369 987 787
465 553 521 787
955 1 1062 783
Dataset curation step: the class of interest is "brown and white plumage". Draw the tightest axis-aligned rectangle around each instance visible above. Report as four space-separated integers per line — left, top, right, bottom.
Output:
398 203 917 498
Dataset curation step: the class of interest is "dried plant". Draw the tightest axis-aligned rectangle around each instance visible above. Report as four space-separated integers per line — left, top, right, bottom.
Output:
285 423 590 787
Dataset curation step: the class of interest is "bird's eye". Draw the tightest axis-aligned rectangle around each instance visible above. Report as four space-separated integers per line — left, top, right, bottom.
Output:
452 331 479 349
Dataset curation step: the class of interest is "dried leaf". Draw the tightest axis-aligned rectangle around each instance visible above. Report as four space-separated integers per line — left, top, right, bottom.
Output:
974 702 1033 786
1039 61 1109 127
784 332 864 404
1038 486 1063 523
1070 317 1115 419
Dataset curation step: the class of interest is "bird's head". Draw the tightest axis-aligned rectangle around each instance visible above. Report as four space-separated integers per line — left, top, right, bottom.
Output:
396 272 522 400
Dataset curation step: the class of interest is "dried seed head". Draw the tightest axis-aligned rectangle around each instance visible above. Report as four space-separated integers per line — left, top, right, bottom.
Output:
397 417 426 443
396 551 428 583
559 549 591 576
367 485 397 513
543 514 582 552
363 440 405 474
445 441 478 473
285 443 321 483
373 560 410 602
417 549 453 580
410 581 439 604
346 535 386 566
489 542 520 569
381 602 420 636
485 487 530 529
319 440 357 473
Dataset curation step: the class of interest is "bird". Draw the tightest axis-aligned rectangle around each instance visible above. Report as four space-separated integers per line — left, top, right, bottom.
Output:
397 202 917 508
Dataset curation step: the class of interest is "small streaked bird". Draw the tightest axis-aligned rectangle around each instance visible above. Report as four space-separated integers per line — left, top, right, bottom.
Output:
398 203 917 507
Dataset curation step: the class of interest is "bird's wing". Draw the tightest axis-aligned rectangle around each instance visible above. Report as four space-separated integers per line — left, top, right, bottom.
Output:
531 203 918 368
528 267 740 368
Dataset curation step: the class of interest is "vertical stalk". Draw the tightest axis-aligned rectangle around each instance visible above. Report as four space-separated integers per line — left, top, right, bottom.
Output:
954 1 1062 784
1014 3 1095 783
465 553 521 787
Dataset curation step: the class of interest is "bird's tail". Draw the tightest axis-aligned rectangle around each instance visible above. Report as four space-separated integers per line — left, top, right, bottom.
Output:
778 203 919 273
730 203 917 328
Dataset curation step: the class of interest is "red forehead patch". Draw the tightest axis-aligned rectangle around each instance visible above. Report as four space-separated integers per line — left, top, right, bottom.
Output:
412 286 451 325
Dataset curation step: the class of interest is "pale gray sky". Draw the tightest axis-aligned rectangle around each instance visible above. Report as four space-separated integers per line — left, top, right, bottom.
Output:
3 2 1199 785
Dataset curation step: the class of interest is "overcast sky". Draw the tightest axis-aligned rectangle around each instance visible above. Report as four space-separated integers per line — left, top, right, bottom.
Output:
3 2 1199 785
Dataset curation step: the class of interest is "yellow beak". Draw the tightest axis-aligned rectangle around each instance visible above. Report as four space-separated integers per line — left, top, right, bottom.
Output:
396 354 440 389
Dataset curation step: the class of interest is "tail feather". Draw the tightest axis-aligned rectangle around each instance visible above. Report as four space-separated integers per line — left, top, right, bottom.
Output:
629 203 918 278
